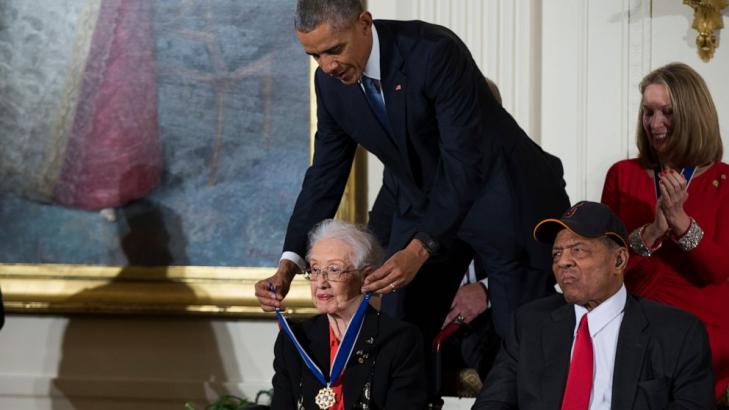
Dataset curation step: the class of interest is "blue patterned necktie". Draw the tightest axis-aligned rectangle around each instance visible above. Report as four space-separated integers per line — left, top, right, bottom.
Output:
361 76 392 135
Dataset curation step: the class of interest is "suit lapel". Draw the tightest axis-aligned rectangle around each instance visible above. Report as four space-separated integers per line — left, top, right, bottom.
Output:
542 303 575 407
341 77 400 160
342 308 379 410
610 295 648 410
374 21 411 172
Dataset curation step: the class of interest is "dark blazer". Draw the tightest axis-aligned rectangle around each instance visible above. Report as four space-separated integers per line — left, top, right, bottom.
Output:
283 19 567 256
272 307 427 409
473 293 715 410
283 19 569 339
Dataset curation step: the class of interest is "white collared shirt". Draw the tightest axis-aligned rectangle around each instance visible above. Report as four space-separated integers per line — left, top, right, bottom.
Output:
359 24 385 104
571 285 627 410
362 23 381 81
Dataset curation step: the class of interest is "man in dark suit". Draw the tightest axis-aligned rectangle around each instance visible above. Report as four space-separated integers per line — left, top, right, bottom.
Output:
474 201 714 409
255 0 569 382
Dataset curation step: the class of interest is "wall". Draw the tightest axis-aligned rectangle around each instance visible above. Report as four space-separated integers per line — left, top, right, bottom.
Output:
0 315 278 409
541 0 729 202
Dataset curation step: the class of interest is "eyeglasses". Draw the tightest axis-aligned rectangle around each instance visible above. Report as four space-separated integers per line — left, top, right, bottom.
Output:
305 265 359 282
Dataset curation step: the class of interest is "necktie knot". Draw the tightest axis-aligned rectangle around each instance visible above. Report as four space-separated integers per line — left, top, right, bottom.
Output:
362 76 382 93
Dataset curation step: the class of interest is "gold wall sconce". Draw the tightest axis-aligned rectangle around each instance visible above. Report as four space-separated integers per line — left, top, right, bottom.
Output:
684 0 728 61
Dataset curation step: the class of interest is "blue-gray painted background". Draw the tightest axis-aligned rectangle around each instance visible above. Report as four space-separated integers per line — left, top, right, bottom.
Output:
0 0 310 267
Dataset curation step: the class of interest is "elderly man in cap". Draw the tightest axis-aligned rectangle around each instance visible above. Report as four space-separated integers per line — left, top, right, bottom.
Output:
473 201 714 410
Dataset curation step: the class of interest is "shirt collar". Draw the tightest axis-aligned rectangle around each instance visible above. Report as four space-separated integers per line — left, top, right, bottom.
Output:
573 285 627 337
362 23 380 81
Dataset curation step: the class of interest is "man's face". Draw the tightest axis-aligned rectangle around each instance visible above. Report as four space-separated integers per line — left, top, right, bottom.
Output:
296 12 373 85
551 229 622 310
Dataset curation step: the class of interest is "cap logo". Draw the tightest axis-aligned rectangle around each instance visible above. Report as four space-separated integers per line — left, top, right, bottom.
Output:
563 202 585 218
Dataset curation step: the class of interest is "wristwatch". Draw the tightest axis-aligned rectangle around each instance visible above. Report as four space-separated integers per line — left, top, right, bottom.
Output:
413 232 440 255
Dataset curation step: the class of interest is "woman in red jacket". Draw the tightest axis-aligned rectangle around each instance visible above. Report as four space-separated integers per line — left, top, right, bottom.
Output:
602 62 729 401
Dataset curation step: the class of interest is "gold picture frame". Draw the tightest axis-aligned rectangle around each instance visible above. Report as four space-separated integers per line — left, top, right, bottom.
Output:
0 53 367 317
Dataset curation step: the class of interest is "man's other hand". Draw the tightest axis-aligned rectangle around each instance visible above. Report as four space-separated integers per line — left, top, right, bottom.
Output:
361 239 429 294
442 282 489 328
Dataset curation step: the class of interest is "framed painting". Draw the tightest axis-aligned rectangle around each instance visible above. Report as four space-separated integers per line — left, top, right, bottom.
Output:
0 0 366 316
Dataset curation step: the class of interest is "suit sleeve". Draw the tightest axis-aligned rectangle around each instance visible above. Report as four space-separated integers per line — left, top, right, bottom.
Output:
271 330 299 409
383 325 428 409
282 71 359 257
416 35 499 247
667 318 715 409
472 310 520 409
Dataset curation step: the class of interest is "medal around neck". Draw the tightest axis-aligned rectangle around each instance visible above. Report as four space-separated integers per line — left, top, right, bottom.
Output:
314 386 336 409
275 293 371 409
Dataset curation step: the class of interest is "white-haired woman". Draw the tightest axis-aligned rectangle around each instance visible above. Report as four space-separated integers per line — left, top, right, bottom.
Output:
272 220 426 409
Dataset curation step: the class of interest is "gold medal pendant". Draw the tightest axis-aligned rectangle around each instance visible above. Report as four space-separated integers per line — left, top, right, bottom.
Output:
315 386 336 409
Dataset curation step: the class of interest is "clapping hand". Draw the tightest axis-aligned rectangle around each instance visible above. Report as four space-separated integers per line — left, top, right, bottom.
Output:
658 168 691 235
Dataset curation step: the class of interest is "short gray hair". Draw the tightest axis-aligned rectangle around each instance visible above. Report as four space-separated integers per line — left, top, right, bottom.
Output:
306 219 384 274
294 0 364 33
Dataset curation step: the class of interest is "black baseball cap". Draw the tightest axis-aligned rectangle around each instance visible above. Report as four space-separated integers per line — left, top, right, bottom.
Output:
533 201 628 247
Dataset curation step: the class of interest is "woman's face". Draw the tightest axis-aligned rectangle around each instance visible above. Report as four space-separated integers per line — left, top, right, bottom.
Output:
642 83 674 158
308 238 364 316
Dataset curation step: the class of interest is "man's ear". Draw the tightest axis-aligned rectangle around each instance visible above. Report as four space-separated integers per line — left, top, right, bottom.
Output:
615 247 629 270
358 11 373 31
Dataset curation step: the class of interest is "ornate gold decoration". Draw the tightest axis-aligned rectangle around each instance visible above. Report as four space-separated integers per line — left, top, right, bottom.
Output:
0 263 317 317
684 0 728 61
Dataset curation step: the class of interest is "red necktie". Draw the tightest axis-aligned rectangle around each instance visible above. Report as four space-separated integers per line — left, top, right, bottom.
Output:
561 314 594 410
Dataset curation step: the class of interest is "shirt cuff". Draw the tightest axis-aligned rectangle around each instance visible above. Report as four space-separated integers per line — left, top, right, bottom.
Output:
280 251 306 272
478 277 492 310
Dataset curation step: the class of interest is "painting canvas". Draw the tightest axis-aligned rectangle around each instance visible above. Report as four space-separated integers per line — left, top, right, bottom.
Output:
1 0 309 266
0 0 332 315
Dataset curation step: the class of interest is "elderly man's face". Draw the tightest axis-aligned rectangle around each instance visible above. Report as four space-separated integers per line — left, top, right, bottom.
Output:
296 12 373 85
309 238 364 316
552 229 623 310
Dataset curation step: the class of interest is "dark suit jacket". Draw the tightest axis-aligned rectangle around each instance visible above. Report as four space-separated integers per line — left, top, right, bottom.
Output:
473 293 715 409
283 19 567 257
283 19 569 338
272 307 427 409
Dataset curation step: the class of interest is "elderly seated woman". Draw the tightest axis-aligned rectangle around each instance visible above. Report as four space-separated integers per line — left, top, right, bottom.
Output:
271 219 427 409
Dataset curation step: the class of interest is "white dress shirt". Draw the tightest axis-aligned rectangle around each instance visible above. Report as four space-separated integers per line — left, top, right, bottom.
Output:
571 285 627 410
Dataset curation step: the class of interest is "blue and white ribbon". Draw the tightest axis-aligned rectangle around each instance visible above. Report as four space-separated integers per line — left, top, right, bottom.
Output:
275 292 371 387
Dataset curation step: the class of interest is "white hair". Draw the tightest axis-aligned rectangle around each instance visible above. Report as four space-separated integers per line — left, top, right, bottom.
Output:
306 219 384 274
